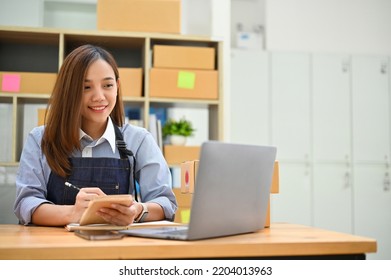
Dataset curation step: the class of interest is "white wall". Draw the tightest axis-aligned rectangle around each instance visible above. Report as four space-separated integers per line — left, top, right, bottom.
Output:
182 0 212 36
266 0 391 55
2 0 391 55
0 0 43 27
43 0 96 29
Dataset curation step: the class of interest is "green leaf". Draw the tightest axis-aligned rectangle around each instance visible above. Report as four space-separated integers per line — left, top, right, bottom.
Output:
162 117 195 138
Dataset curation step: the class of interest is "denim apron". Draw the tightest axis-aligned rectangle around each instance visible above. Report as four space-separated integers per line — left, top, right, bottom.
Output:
46 125 136 205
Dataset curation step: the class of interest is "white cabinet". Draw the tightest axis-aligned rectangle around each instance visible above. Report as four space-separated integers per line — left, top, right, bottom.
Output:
270 52 312 226
312 54 351 162
313 163 353 233
229 50 391 258
271 52 311 161
312 54 353 233
353 164 391 260
230 49 270 145
271 162 312 225
352 56 390 162
351 55 391 260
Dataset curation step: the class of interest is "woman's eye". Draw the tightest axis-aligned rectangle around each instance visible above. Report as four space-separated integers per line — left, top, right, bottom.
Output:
104 83 114 88
84 85 91 90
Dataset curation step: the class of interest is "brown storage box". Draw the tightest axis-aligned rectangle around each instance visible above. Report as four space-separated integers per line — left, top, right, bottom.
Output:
172 188 192 224
150 68 218 99
37 109 47 126
164 145 200 166
97 0 181 34
179 160 280 227
180 160 199 194
271 160 280 193
154 45 216 70
180 160 280 194
0 72 57 94
118 68 142 97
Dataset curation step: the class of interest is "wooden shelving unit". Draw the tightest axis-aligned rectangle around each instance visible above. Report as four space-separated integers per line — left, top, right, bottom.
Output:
0 26 224 165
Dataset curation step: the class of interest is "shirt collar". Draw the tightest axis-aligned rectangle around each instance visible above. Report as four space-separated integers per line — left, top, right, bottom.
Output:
79 117 117 154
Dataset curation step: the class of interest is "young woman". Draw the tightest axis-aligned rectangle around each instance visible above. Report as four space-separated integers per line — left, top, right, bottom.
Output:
14 44 177 226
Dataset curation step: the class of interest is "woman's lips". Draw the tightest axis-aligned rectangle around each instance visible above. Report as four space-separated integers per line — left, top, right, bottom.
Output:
89 105 108 112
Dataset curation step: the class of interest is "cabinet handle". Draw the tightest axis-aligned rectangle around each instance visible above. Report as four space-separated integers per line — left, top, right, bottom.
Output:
344 172 350 189
384 172 390 191
342 61 349 73
381 61 388 74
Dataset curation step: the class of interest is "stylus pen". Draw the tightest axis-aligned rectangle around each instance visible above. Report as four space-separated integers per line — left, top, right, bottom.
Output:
65 182 81 191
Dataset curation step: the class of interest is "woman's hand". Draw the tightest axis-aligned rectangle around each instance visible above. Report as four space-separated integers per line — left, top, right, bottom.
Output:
96 200 141 226
72 187 106 222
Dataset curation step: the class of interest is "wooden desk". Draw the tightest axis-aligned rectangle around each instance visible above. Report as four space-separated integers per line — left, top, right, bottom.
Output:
0 223 376 260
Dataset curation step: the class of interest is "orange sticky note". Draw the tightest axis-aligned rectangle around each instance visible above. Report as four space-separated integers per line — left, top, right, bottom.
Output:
2 74 21 92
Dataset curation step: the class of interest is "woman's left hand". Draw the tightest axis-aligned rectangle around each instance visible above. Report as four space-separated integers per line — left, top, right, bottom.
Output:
96 201 142 226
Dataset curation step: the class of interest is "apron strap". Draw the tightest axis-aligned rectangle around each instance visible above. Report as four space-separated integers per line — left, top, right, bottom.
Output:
114 125 133 159
114 125 139 202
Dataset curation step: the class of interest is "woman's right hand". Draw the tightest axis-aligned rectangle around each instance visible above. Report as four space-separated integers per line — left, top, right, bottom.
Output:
72 187 106 222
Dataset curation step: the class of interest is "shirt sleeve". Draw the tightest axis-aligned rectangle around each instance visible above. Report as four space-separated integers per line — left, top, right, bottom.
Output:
122 124 178 221
14 127 52 225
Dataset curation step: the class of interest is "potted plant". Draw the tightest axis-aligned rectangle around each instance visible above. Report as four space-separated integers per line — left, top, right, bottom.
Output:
162 117 195 145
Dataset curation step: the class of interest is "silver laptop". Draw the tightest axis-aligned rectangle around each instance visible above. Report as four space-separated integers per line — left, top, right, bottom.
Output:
121 141 277 240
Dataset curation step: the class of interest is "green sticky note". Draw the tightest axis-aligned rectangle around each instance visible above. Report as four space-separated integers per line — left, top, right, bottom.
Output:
180 209 191 224
177 71 195 89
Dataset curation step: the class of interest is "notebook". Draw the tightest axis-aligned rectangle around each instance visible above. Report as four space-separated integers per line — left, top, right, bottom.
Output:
120 141 277 240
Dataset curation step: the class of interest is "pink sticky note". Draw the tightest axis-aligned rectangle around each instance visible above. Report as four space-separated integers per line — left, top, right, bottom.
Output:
2 74 21 92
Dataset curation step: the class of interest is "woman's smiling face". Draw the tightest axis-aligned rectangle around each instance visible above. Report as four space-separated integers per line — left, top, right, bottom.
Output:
80 58 118 138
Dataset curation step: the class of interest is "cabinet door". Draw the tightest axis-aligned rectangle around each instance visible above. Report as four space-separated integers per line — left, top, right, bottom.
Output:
270 52 311 225
352 56 390 162
313 163 353 233
354 164 391 260
230 49 269 145
271 52 311 161
312 54 351 162
270 163 312 226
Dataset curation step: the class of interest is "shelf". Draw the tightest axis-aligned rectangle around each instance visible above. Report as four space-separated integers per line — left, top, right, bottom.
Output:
0 26 224 166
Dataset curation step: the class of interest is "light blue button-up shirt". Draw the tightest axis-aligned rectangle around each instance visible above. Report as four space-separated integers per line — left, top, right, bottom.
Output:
14 118 177 225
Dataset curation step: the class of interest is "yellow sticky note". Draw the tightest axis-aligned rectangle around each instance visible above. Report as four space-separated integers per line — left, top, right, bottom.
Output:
177 71 195 89
180 209 191 224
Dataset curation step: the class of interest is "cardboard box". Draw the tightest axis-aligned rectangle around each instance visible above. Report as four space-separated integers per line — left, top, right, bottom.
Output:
179 161 280 228
271 160 280 193
172 188 192 224
180 160 199 194
265 202 271 228
0 72 57 94
97 0 181 34
164 145 200 166
180 160 279 195
153 45 216 70
118 68 142 97
37 109 47 126
150 68 218 99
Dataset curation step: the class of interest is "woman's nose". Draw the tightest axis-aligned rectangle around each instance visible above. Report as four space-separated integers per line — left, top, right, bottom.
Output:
91 88 105 101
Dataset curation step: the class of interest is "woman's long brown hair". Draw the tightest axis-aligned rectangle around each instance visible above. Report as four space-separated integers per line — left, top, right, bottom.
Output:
41 44 125 178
